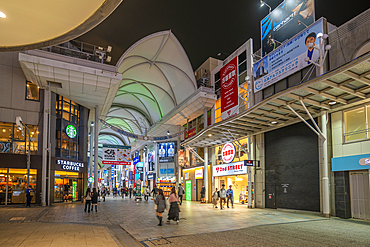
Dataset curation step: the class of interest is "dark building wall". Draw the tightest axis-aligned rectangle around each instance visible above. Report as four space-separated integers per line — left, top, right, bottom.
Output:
265 121 320 211
334 171 351 218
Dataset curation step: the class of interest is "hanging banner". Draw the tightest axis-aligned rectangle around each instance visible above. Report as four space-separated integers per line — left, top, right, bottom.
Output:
261 0 315 56
221 56 239 121
254 19 324 93
102 144 131 165
158 142 175 163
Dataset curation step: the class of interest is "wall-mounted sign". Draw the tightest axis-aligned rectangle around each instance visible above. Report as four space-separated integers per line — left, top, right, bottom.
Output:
185 127 197 139
65 124 77 139
57 159 84 171
254 19 324 93
158 142 175 163
186 180 191 201
220 56 239 121
103 144 131 165
133 156 140 165
184 172 189 180
222 143 236 163
72 181 77 199
88 176 93 183
147 174 155 180
261 0 315 56
332 153 370 171
213 161 248 177
195 167 204 179
111 165 114 180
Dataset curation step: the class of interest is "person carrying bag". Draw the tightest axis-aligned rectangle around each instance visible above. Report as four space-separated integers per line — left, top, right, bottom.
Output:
84 188 92 213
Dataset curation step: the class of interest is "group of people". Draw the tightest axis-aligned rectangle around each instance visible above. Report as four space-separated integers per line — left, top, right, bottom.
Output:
212 184 234 210
84 188 99 213
154 187 180 226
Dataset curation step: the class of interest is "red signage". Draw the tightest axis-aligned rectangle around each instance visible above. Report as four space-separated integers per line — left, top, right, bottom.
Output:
220 56 239 121
102 160 131 165
222 143 236 163
185 127 196 139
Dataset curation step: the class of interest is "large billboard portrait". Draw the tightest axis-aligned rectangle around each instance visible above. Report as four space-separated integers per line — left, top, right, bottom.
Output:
254 19 323 93
261 0 315 57
158 142 175 163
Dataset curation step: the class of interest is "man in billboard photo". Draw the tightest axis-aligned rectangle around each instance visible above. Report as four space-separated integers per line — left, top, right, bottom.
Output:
168 144 174 157
159 145 165 157
298 32 320 68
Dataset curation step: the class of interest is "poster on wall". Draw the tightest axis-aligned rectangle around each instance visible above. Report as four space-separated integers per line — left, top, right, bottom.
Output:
102 144 131 165
221 56 239 121
158 142 175 163
186 180 192 201
261 0 315 56
254 19 323 93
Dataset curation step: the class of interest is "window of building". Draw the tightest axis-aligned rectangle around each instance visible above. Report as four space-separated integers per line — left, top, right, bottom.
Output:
0 122 38 154
55 95 80 160
344 105 369 142
26 81 40 101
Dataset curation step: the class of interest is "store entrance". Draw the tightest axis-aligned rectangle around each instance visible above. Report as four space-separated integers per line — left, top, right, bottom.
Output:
215 175 248 204
54 171 82 203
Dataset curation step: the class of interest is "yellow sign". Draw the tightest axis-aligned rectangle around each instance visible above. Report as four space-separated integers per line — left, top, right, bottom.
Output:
195 167 204 179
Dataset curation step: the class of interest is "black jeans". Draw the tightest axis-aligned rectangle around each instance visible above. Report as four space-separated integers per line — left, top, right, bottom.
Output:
227 196 233 208
179 195 183 205
85 200 92 212
26 195 32 207
144 195 148 201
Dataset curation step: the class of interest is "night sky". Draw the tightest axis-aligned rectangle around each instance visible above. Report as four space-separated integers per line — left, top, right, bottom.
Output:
77 0 370 70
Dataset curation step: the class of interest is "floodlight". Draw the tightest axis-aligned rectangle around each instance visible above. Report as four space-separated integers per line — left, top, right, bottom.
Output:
325 44 332 51
106 56 111 63
304 57 310 62
107 46 112 53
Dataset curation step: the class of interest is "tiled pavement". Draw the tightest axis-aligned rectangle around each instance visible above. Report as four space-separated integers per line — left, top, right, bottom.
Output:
2 196 370 246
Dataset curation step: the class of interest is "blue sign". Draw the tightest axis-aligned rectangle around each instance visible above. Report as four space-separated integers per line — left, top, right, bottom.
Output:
111 165 114 180
133 156 140 165
254 19 324 93
158 142 175 163
160 168 175 176
332 153 370 172
147 174 154 180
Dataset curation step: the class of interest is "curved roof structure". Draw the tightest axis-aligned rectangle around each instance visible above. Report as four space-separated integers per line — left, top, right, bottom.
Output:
99 30 197 146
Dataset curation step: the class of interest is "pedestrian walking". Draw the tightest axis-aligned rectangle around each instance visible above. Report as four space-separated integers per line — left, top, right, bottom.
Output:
63 183 70 202
178 184 184 205
144 187 150 201
91 188 98 212
154 189 166 226
219 184 227 210
167 187 180 224
212 188 219 208
26 186 33 207
200 185 206 203
102 187 106 202
151 186 159 199
226 185 234 208
121 187 125 198
129 186 133 198
84 188 92 213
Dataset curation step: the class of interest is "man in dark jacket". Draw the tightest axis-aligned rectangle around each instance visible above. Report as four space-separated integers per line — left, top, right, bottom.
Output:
200 185 205 203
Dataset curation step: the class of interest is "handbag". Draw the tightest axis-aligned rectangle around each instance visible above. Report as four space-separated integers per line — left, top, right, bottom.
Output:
86 192 91 201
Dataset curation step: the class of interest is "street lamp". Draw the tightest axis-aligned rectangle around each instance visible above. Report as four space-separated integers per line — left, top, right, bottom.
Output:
304 33 331 75
15 116 31 188
260 0 271 13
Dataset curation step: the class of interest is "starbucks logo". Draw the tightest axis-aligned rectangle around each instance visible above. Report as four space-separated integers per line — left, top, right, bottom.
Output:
66 125 77 138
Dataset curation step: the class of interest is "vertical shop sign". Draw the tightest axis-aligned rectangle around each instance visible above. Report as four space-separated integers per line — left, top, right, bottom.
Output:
220 56 239 121
186 180 192 201
72 181 77 200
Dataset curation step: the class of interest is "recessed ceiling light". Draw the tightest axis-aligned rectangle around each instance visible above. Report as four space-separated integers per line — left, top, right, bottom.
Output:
328 100 337 105
271 121 278 124
0 11 6 19
208 133 212 137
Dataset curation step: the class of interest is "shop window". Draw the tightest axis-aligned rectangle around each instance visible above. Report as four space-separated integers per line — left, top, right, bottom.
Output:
26 81 40 101
0 122 38 154
344 107 366 142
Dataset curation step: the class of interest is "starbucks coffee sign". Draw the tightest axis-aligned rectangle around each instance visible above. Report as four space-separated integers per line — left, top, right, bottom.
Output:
66 125 77 138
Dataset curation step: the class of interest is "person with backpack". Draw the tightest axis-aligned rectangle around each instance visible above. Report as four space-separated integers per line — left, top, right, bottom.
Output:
143 186 150 201
154 189 166 226
200 185 206 203
178 184 184 205
91 188 98 212
219 184 227 210
84 188 92 213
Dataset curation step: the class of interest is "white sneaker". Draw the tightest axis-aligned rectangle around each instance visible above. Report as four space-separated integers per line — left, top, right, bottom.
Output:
177 220 179 224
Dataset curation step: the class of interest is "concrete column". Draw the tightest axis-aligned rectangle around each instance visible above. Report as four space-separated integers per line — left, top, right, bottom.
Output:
204 147 208 203
204 108 208 128
177 125 181 188
94 106 99 189
248 136 255 208
41 87 49 206
321 111 330 217
143 149 146 187
89 125 93 187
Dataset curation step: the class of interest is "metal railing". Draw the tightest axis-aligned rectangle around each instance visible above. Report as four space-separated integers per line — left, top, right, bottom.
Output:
344 128 370 142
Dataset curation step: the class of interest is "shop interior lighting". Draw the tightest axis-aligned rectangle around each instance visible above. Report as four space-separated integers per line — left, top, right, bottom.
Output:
2 129 5 132
0 11 6 18
328 100 337 105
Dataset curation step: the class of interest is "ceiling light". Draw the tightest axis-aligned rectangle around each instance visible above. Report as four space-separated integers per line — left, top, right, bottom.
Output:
91 122 94 126
0 11 6 19
208 133 212 137
167 131 170 135
328 100 337 105
2 129 5 132
271 121 278 124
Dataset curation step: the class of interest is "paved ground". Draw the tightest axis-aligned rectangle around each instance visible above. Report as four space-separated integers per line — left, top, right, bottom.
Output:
1 196 370 246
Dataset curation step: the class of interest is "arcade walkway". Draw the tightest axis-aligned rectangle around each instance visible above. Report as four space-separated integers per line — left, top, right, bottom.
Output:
0 196 369 246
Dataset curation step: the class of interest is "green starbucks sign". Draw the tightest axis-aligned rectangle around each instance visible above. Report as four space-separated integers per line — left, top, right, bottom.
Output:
66 125 77 138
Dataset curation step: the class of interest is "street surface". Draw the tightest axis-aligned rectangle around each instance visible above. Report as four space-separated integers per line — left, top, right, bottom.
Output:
0 196 369 246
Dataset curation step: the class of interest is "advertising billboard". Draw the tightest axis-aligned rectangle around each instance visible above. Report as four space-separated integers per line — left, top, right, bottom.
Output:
133 156 140 166
261 0 315 56
220 56 239 121
158 142 175 163
254 19 324 93
102 144 131 165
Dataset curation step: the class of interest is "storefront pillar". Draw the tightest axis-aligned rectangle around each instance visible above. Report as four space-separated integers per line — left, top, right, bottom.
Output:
177 125 181 189
248 136 254 208
5 168 9 205
321 111 330 217
204 147 208 203
94 105 99 188
89 124 93 187
41 85 49 206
